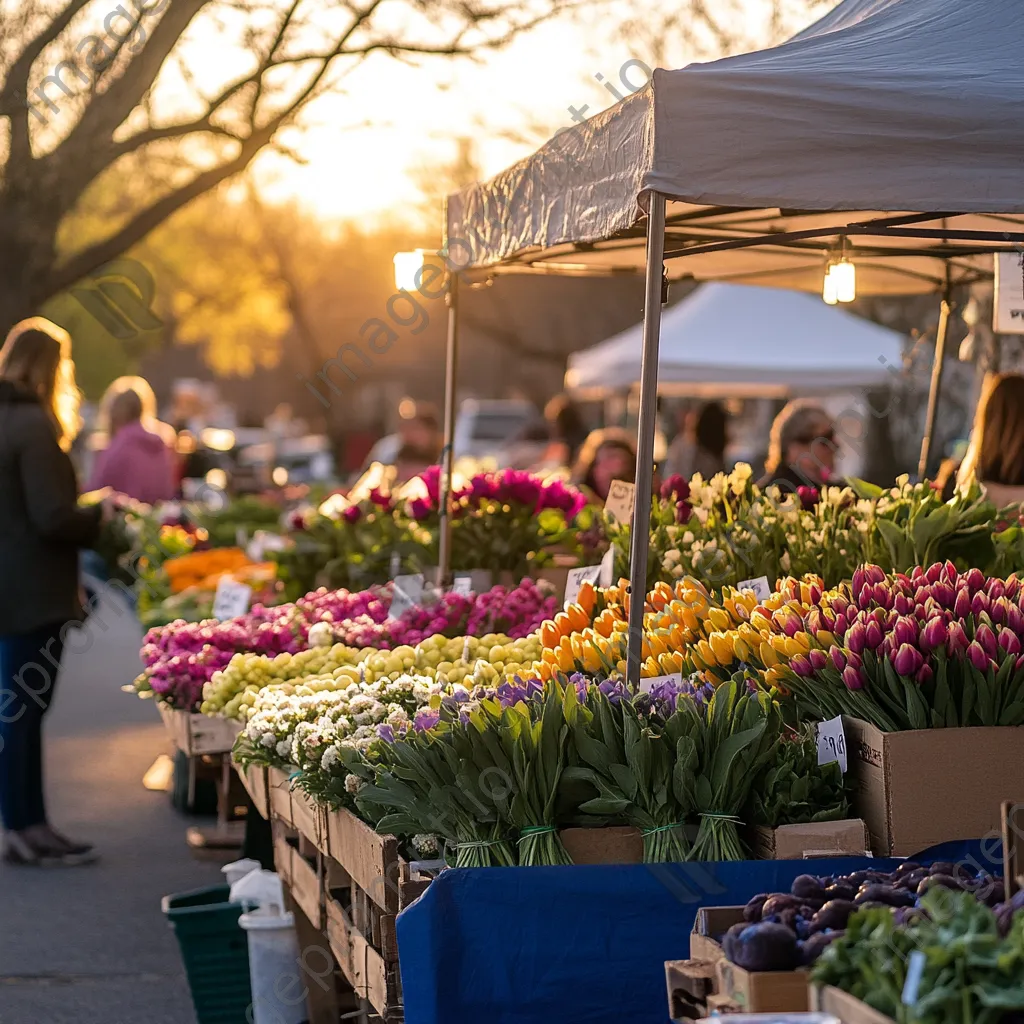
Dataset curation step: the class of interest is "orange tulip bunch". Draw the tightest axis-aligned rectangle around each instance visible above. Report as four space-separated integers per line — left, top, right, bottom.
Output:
164 547 255 594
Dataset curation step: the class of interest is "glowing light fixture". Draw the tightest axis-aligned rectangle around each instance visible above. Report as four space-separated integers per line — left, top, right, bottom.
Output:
393 251 426 292
822 238 857 305
272 466 289 487
205 468 227 490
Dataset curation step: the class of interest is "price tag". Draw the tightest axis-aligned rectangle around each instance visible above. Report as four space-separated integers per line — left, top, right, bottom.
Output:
462 636 471 662
564 565 602 607
389 551 401 578
452 575 474 597
604 479 636 526
599 544 617 588
816 715 848 773
247 530 289 562
737 575 773 602
901 950 926 1006
639 672 683 694
212 576 252 621
388 574 424 620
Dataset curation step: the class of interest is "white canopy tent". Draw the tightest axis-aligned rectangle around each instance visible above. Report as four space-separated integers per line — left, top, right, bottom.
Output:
447 0 1024 294
438 0 1024 685
565 283 906 397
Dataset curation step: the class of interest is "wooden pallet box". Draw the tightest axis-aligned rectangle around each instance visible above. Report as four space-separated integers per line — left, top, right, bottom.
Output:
235 763 270 819
273 823 322 930
325 891 402 1021
158 705 241 756
291 786 327 854
325 806 401 915
267 766 295 828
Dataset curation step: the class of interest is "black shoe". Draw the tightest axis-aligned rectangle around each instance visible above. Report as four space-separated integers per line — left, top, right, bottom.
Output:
3 830 98 867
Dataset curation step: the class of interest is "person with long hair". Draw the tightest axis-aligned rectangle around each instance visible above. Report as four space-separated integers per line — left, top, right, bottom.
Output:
957 373 1024 505
0 317 105 866
757 399 840 491
571 428 637 503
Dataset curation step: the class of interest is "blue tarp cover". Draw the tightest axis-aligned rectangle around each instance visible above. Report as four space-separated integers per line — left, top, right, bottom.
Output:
396 840 999 1024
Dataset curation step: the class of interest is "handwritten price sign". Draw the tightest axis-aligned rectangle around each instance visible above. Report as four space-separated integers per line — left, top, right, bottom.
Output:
816 715 848 773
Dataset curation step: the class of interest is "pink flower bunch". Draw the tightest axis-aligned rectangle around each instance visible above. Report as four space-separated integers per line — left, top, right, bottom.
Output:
787 562 1024 730
137 586 392 709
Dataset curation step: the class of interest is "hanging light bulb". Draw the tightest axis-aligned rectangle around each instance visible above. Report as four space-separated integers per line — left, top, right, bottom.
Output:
832 258 857 303
822 263 839 304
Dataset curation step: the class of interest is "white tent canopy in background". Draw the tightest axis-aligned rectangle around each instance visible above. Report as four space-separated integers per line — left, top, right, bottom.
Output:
565 283 905 397
446 0 1024 294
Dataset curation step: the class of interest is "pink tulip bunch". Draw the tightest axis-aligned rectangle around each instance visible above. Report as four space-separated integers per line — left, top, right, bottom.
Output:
786 562 1024 731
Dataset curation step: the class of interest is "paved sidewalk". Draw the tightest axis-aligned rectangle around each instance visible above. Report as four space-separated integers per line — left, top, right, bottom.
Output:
0 594 221 1024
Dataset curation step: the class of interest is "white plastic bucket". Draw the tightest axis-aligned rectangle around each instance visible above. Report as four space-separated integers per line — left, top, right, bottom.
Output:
239 908 306 1024
222 858 261 887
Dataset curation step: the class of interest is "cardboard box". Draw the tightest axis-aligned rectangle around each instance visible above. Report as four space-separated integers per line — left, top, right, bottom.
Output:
747 819 871 860
691 906 809 1014
560 826 643 865
811 985 897 1024
845 718 1024 856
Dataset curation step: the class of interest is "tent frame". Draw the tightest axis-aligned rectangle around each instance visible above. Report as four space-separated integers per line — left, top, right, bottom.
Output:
437 201 1017 680
617 197 1014 688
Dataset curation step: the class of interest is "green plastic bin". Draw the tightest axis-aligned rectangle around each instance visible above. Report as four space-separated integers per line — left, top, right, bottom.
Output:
162 884 253 1024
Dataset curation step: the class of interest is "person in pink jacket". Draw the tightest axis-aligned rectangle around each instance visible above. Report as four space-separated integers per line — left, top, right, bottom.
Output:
88 387 176 504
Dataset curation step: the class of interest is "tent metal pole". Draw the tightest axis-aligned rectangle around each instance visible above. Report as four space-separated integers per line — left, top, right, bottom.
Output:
438 272 459 588
626 192 667 691
917 272 954 480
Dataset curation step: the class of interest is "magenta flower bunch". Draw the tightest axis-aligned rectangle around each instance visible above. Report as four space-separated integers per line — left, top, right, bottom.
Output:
402 467 589 573
786 562 1024 731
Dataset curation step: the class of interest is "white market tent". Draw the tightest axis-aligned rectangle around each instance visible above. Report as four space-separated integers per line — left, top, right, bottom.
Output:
565 282 906 397
438 0 1024 684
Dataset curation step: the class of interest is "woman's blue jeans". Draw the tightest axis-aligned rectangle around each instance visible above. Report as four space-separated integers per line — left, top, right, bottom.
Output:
0 624 64 831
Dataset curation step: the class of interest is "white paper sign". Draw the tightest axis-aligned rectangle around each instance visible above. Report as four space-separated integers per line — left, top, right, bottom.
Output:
451 575 474 597
816 715 848 773
737 575 773 602
639 672 683 694
212 576 252 621
564 565 602 607
599 544 617 588
902 950 927 1006
247 530 289 562
388 574 424 620
462 636 471 662
604 479 636 526
994 252 1024 334
389 551 401 578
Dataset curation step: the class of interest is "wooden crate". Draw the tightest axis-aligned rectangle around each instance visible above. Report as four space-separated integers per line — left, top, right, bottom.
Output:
291 786 327 854
273 821 323 931
158 705 242 755
325 805 401 914
235 763 270 819
325 888 402 1021
267 766 295 828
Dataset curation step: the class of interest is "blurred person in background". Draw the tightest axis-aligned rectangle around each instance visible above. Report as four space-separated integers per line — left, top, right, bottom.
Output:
361 400 442 472
572 428 637 504
0 318 106 867
664 400 729 480
88 387 176 504
757 400 839 492
956 373 1024 506
538 394 588 469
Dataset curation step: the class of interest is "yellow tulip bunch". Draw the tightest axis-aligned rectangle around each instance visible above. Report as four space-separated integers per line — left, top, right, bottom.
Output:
689 575 840 690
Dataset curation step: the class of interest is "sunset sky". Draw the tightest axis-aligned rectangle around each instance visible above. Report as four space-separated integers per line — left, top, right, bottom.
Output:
256 18 652 226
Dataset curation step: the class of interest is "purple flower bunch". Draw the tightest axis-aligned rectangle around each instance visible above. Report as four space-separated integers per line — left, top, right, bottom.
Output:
786 562 1024 730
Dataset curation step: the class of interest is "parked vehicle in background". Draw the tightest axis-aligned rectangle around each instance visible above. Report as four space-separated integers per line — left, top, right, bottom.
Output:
454 399 538 462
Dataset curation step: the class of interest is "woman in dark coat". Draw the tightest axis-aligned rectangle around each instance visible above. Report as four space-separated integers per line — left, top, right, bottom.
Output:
0 318 105 866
